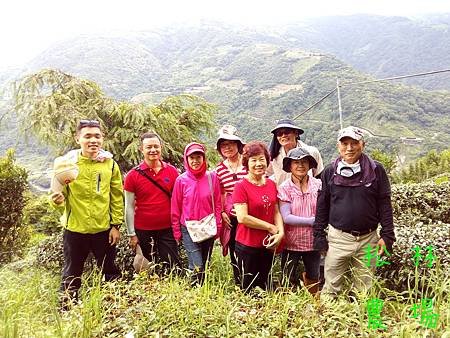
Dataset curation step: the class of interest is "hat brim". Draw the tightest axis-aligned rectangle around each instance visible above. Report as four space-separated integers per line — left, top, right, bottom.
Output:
282 155 318 172
133 245 150 272
50 176 64 193
185 148 205 157
271 124 304 135
216 137 245 152
50 169 78 193
338 134 363 142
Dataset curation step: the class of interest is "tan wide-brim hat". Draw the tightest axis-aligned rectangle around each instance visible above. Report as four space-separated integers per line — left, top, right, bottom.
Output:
50 158 79 193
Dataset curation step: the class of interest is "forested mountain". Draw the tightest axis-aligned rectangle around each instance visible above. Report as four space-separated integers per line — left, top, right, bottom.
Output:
282 14 450 91
1 15 449 181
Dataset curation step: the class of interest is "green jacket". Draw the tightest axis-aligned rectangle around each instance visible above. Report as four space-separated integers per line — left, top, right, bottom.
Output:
52 154 124 234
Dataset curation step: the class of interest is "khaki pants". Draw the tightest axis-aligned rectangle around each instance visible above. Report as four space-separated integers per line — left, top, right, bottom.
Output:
323 225 379 297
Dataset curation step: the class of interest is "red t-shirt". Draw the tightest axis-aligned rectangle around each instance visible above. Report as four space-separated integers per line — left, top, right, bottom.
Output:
232 178 278 248
124 161 179 230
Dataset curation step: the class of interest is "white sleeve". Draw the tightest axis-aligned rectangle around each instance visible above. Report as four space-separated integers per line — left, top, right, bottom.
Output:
124 190 136 236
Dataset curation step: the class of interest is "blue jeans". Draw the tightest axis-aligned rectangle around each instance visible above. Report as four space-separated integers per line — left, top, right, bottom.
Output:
181 226 214 285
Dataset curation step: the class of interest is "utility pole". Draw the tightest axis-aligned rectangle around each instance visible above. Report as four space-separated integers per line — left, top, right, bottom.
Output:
336 78 343 129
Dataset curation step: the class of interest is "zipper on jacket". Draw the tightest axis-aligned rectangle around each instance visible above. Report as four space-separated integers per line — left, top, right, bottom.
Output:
96 173 101 193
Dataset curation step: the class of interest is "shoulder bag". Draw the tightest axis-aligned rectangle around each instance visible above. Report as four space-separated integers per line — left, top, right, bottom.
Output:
185 172 217 243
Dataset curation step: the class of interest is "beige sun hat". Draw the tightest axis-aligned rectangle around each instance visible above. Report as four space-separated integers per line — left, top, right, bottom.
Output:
216 125 245 155
50 157 79 193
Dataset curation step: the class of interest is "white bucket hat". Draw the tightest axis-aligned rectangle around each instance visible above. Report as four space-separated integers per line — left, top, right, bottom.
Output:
216 125 245 153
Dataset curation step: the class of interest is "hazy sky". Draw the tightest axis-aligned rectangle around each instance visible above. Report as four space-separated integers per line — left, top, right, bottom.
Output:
1 0 450 69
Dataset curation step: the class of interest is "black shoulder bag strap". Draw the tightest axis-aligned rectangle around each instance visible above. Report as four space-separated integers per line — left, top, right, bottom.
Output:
134 167 172 198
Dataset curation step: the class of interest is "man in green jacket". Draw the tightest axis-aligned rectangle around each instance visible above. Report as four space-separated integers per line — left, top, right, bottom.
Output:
51 120 124 308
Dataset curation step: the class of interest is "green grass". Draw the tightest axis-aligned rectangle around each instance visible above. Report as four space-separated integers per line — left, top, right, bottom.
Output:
1 247 449 337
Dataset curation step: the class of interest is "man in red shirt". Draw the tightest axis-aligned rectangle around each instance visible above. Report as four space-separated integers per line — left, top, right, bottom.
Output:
124 132 181 274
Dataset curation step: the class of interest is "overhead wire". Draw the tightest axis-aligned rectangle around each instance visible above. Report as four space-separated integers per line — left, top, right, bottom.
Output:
291 68 450 122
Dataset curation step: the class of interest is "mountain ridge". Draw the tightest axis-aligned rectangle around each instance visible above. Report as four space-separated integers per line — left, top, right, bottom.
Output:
1 14 449 183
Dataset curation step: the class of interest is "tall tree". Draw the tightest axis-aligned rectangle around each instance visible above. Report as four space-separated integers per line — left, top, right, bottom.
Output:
13 69 217 171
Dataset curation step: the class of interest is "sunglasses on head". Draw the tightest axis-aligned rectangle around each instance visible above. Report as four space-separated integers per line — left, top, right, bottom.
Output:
78 119 100 127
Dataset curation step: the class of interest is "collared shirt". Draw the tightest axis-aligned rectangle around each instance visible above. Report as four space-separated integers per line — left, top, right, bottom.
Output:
278 177 321 251
124 160 178 230
313 160 395 252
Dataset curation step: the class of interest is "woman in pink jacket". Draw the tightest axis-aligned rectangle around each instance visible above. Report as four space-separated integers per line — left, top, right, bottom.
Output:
171 142 222 285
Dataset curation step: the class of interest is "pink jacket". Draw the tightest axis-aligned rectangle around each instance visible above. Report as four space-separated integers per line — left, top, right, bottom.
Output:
171 143 222 241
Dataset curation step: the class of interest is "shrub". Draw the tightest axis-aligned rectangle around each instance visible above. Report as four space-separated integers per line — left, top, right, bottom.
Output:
23 193 61 235
33 230 189 280
34 231 136 278
377 181 450 291
31 180 450 293
0 149 29 264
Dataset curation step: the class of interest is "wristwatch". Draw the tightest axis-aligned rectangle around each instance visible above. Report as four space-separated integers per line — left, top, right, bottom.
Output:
110 224 121 230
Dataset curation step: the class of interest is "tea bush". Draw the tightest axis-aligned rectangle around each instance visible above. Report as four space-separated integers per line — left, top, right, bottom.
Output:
34 231 136 278
377 181 450 291
23 193 61 235
0 150 29 264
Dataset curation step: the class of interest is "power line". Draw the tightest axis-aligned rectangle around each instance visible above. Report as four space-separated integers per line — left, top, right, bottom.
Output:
292 88 337 121
342 68 450 87
291 67 450 122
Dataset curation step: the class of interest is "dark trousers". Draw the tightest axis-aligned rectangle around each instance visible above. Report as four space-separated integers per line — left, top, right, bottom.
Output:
235 242 274 291
281 250 320 286
228 216 240 285
135 227 181 274
61 229 121 298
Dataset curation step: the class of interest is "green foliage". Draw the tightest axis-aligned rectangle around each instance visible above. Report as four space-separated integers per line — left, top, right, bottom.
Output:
377 181 450 291
370 148 397 176
393 149 450 183
22 194 61 235
13 69 217 171
33 231 136 278
0 149 29 264
1 251 449 336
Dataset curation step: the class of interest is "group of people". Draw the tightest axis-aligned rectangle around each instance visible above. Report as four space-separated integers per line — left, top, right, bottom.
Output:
50 117 395 308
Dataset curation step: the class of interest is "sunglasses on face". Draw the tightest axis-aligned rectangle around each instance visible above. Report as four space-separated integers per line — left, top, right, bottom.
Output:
78 119 100 128
276 128 294 137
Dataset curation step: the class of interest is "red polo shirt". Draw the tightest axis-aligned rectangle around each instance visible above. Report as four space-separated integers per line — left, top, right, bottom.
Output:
124 161 179 230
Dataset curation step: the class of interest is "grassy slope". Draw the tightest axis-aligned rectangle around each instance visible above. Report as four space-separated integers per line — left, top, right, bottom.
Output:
1 246 449 337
